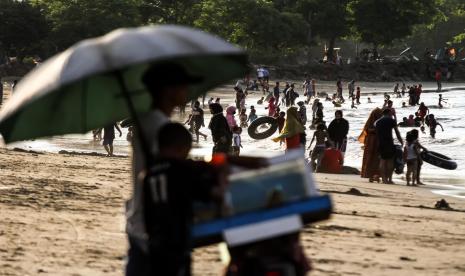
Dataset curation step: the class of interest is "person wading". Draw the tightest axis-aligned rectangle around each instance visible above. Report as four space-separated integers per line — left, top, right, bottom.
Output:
327 110 349 156
374 108 404 184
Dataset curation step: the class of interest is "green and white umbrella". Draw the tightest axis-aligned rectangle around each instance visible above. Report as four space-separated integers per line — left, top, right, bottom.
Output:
0 25 248 143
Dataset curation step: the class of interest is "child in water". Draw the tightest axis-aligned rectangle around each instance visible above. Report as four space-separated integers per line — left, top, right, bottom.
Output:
265 97 277 117
248 106 258 123
276 111 286 146
355 86 361 104
239 108 248 128
367 97 372 103
232 126 243 156
438 94 447 108
427 114 444 138
297 101 307 125
308 123 329 172
351 98 357 109
257 97 264 105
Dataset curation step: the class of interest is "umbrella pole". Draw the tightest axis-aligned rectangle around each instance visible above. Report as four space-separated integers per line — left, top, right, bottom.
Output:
114 71 154 166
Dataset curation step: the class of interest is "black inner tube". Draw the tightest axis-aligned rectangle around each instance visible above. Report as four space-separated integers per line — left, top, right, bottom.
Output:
247 116 278 140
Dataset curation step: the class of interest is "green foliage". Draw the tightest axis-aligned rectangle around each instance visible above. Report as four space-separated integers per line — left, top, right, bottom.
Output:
394 0 465 54
0 0 49 59
0 0 463 63
295 0 351 41
351 0 437 47
35 0 142 51
195 0 308 51
137 0 200 25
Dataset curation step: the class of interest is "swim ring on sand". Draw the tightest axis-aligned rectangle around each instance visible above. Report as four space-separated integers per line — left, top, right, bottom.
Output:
248 116 278 140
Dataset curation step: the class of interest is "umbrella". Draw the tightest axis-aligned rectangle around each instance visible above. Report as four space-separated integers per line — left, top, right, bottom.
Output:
0 25 248 144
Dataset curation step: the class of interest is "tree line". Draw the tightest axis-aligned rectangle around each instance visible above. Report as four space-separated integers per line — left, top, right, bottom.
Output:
0 0 463 63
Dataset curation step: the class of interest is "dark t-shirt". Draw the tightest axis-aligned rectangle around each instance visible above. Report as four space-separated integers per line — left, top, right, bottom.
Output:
273 86 280 98
375 116 396 146
103 124 116 139
143 159 217 264
191 107 204 127
328 118 349 142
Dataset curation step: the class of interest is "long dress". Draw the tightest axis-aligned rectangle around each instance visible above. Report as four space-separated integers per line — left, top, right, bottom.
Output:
359 108 383 179
272 107 306 152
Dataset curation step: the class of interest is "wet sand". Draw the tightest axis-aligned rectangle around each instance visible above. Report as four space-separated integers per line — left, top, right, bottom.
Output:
1 148 464 275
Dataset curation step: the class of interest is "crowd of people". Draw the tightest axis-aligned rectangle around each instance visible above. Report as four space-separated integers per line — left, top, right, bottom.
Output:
86 66 448 190
177 70 448 188
74 65 453 275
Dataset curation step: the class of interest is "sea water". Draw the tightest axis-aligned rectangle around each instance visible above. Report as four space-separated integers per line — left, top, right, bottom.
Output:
5 85 465 197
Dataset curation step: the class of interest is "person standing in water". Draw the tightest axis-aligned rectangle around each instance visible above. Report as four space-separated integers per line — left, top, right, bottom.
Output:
435 68 442 92
417 102 429 123
438 94 447 108
336 78 343 102
328 110 349 156
355 86 361 104
247 106 258 123
375 108 403 184
273 81 280 106
231 126 243 156
103 122 122 157
308 123 330 172
209 103 233 154
427 114 444 138
348 80 355 99
189 100 208 143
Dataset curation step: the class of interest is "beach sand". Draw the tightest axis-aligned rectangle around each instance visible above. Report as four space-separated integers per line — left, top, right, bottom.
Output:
1 148 464 275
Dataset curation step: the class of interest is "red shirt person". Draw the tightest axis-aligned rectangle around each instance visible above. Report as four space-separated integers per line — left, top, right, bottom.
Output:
319 142 344 174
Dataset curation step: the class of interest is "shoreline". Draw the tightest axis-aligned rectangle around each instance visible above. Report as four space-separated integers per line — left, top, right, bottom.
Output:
6 144 465 201
1 148 464 275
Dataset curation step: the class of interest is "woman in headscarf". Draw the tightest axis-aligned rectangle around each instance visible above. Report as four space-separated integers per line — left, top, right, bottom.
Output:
272 107 306 151
225 105 238 130
358 107 383 182
209 103 232 154
265 96 277 117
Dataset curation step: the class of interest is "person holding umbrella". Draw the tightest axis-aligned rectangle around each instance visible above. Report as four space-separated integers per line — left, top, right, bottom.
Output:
125 62 204 275
128 63 265 276
0 25 315 276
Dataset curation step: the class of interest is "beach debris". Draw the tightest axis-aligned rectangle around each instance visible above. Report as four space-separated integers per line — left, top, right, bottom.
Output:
347 188 362 195
58 150 126 158
12 147 42 154
374 231 383 237
434 199 452 210
399 256 416 262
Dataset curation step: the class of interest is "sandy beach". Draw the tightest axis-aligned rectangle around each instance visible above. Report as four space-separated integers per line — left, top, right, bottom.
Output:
1 147 464 276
